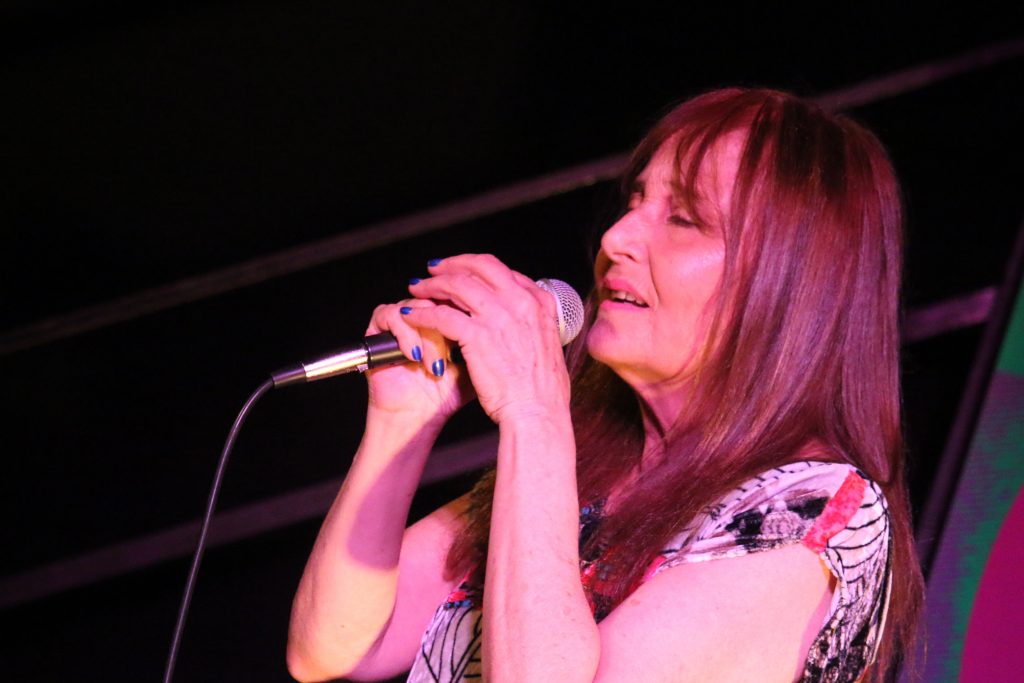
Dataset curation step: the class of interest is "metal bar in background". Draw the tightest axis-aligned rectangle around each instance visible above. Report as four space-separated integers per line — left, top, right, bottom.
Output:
0 154 624 357
813 36 1024 112
2 37 1022 357
0 288 997 609
914 219 1024 578
0 432 499 610
903 287 996 344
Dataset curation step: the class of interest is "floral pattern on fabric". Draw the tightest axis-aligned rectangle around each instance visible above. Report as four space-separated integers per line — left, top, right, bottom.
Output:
406 461 891 683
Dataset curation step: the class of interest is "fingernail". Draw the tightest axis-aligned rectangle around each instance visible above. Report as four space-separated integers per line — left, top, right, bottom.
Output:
409 277 422 285
431 359 445 377
400 306 413 315
412 345 422 361
427 258 443 267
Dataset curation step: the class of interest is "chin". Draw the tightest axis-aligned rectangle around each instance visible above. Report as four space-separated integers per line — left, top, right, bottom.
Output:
587 328 700 390
585 326 633 371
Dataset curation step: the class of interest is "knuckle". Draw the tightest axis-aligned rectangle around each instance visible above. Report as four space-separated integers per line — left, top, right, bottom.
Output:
509 293 537 317
459 273 483 290
537 288 557 315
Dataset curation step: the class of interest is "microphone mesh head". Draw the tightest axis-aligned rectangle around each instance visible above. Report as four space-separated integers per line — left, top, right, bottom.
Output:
536 278 585 346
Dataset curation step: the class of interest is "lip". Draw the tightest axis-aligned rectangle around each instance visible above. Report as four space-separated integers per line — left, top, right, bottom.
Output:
599 298 648 312
601 276 648 308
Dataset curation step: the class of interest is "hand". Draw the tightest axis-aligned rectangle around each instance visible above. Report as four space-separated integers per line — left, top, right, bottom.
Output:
363 297 473 428
402 255 571 425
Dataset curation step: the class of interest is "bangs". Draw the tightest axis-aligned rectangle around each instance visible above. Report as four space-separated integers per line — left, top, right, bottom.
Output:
621 88 763 231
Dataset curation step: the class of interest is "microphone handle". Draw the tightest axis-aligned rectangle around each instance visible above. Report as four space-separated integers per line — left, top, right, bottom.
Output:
271 277 581 389
271 332 407 388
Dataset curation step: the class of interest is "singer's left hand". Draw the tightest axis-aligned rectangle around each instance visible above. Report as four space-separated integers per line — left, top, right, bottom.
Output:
403 254 571 425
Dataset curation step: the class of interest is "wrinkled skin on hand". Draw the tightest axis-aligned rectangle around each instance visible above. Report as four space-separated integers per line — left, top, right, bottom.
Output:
365 254 571 429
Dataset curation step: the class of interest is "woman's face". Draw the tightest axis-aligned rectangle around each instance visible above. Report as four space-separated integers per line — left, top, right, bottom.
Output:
587 134 740 417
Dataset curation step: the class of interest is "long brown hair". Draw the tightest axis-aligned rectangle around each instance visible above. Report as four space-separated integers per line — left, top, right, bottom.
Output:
448 88 923 680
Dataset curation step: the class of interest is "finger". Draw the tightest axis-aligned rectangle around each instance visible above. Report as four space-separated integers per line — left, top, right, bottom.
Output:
409 271 497 316
413 280 558 361
507 272 559 320
525 276 560 321
427 255 556 321
400 304 476 352
382 300 461 377
425 254 520 291
416 325 451 378
509 270 536 289
367 299 433 363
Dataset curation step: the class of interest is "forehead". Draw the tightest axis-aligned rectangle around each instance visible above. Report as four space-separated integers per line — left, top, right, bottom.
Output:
640 129 746 207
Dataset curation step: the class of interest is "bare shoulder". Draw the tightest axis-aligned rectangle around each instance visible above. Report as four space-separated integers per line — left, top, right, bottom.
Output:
595 543 832 683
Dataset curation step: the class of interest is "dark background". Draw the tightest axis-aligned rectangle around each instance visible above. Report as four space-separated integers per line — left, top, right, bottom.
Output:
2 3 1022 681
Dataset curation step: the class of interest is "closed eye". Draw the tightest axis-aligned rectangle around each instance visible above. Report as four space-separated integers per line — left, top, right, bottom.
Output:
668 214 698 228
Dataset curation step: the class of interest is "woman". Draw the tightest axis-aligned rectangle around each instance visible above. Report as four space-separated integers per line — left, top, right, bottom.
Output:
287 88 924 682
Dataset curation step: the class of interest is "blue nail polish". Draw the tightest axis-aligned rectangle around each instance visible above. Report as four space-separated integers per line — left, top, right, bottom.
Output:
412 345 422 361
431 359 445 377
427 258 443 267
409 277 422 285
400 306 413 315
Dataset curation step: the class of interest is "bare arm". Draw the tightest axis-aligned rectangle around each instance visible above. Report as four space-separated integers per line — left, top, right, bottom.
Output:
402 255 601 681
288 292 476 682
287 411 463 682
594 544 833 682
483 411 600 682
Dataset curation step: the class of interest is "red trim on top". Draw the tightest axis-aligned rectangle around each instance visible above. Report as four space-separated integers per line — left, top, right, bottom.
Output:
802 471 868 553
642 554 668 582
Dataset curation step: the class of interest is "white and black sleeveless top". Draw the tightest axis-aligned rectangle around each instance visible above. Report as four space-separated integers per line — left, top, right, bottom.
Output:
406 461 891 683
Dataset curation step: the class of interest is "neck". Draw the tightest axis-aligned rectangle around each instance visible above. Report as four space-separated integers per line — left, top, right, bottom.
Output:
634 377 693 440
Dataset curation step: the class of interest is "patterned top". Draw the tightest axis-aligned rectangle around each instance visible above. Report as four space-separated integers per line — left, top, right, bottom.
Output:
406 461 892 682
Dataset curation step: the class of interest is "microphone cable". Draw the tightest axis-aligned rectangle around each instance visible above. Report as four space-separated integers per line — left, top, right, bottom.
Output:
160 278 581 680
162 377 274 683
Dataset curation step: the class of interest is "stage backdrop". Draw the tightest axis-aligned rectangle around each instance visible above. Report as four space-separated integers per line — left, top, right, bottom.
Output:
916 247 1024 682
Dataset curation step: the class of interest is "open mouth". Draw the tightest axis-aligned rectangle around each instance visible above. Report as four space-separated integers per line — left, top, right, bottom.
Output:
608 290 649 307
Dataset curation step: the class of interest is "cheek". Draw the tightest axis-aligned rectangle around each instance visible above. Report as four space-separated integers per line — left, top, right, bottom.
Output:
657 247 725 323
650 252 725 375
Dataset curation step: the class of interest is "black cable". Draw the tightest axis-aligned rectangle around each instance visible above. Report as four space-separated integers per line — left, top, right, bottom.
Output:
163 377 275 683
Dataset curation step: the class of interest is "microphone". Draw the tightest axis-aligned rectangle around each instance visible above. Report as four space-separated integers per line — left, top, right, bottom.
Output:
271 278 584 388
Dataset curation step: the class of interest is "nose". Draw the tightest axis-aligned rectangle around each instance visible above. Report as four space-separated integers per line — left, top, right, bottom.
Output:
600 209 646 264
